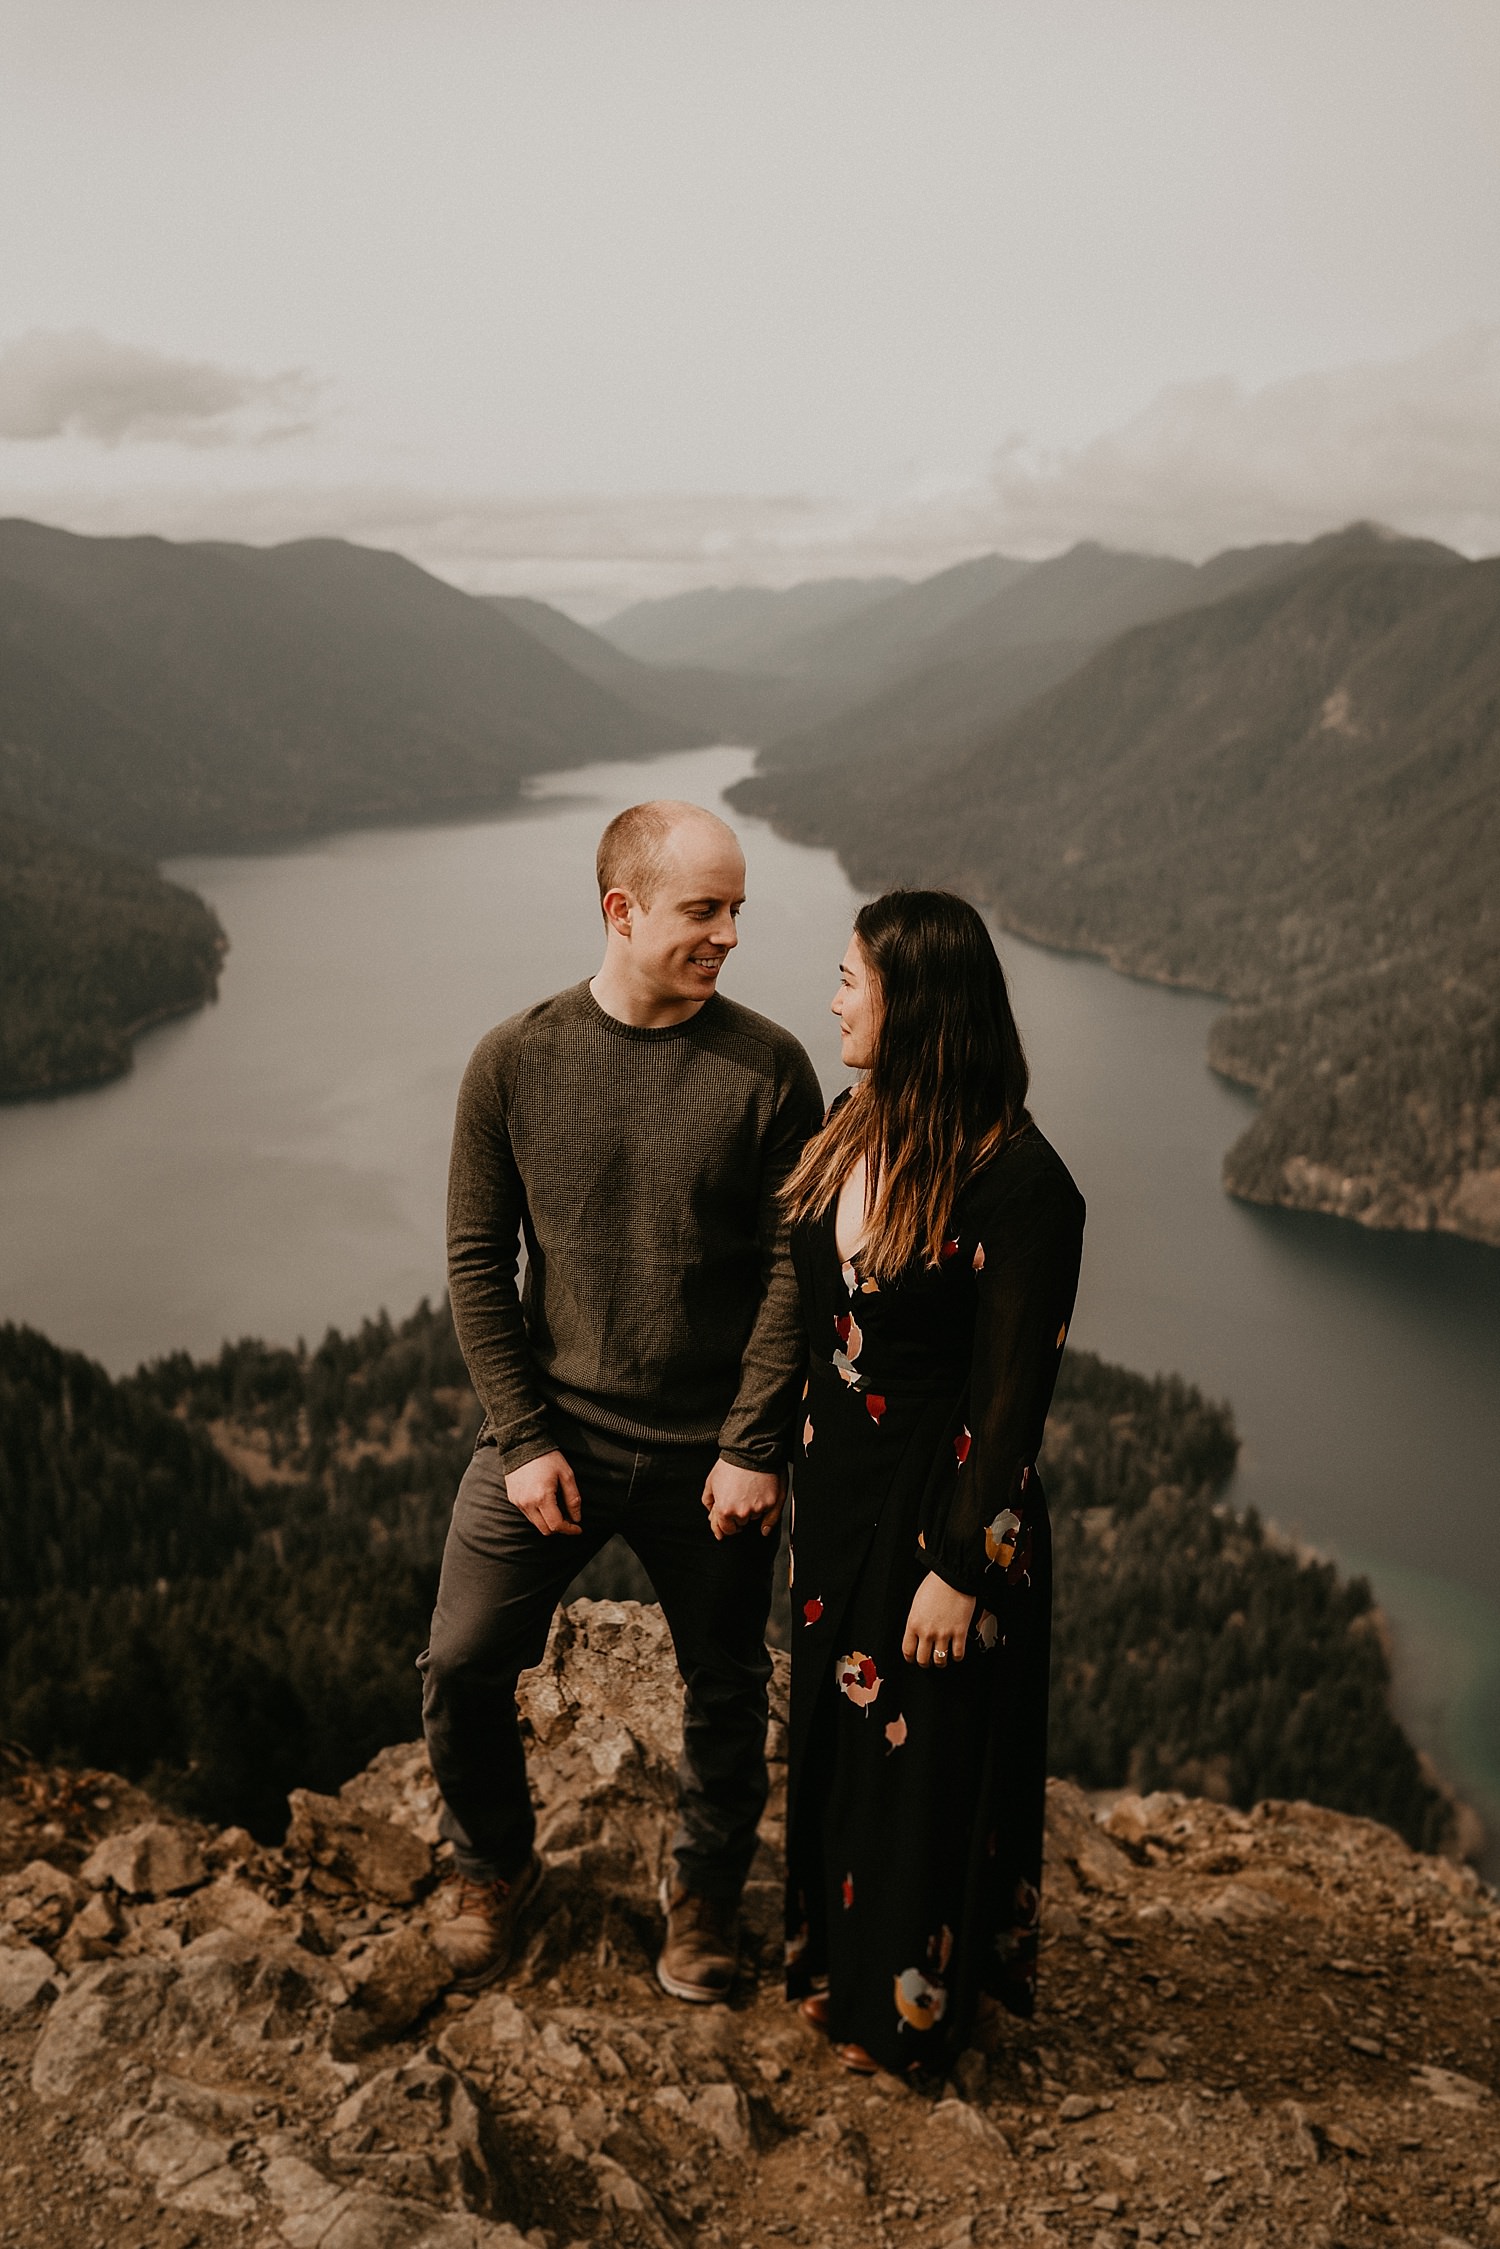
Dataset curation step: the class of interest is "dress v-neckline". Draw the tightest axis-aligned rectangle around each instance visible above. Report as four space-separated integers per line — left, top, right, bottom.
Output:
833 1154 869 1268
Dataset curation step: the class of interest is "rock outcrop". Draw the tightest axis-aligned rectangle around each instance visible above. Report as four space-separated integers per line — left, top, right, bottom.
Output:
1 1600 1497 2249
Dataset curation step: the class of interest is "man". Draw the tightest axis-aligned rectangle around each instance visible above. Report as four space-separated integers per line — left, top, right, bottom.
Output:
420 798 824 2002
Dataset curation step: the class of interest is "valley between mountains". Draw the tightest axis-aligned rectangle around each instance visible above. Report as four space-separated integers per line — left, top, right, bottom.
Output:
4 513 1494 1251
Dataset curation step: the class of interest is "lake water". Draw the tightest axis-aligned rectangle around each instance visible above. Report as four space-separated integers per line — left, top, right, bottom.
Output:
3 745 1497 1862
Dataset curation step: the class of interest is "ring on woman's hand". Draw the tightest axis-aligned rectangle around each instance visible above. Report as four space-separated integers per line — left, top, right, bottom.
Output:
934 1647 948 1665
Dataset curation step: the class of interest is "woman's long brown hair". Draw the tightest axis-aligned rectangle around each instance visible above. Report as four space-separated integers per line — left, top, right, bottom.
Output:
782 889 1030 1281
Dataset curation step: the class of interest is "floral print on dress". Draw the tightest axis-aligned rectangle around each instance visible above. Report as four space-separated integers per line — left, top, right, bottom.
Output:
836 1650 882 1709
884 1713 908 1752
974 1609 1000 1652
894 1925 954 2033
803 1596 824 1626
894 1965 947 2031
833 1311 887 1428
984 1507 1021 1567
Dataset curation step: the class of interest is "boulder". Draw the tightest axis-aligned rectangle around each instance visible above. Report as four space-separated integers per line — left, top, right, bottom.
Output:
1101 1790 1188 1847
327 2050 520 2218
185 1872 287 1942
331 1927 453 2051
164 1928 346 2052
0 1858 82 1947
31 1955 174 2096
0 1941 59 2014
338 1745 445 1847
1043 1781 1132 1895
124 2111 259 2219
81 1820 207 1899
285 1791 432 1905
262 2151 530 2249
55 1885 124 1967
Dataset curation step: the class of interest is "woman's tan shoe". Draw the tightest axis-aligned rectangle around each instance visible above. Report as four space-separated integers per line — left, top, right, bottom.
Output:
835 2041 880 2075
798 1992 830 2029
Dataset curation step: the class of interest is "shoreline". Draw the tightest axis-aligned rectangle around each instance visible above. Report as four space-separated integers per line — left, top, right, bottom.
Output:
743 793 1500 1259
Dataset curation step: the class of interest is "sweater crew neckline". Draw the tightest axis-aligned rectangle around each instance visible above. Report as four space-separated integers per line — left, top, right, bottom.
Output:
577 981 719 1044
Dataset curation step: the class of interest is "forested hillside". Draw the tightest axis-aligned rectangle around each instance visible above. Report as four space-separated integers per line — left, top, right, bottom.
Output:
0 1302 1451 1851
0 518 684 856
736 527 1500 1247
483 593 778 743
0 812 225 1097
0 518 692 1095
743 536 1301 790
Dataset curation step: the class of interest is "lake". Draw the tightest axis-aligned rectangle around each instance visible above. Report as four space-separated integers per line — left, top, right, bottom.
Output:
3 744 1497 1862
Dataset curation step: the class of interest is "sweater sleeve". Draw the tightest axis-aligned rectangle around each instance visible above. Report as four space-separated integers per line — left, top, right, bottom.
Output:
716 1044 826 1472
925 1160 1085 1597
445 1034 554 1471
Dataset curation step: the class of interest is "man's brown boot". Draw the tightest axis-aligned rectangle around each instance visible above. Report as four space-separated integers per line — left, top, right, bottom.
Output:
656 1885 738 2004
431 1852 544 1990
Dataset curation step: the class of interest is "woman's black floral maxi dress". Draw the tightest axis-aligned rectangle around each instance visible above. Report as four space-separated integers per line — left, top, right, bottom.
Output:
784 1120 1085 2076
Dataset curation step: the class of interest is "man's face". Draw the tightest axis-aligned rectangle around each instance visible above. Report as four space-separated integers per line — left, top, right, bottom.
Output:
622 823 747 1005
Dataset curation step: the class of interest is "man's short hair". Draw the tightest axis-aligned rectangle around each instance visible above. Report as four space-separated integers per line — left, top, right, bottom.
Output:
596 800 734 907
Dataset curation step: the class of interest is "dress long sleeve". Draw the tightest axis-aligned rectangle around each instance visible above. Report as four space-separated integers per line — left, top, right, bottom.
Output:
925 1150 1085 1598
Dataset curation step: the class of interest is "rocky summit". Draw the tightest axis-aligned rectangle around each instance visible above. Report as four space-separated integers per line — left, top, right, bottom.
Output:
0 1601 1497 2249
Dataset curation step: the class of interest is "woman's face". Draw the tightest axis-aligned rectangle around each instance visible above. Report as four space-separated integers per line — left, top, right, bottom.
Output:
833 934 881 1070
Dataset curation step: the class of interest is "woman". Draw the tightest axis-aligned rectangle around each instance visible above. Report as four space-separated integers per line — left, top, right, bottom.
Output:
782 889 1085 2077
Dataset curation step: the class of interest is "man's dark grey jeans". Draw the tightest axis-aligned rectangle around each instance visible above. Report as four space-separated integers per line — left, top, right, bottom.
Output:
418 1408 777 1900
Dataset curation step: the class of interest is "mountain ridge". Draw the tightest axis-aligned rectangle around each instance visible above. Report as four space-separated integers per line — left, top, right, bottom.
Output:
0 520 688 857
732 526 1500 1247
0 519 698 1095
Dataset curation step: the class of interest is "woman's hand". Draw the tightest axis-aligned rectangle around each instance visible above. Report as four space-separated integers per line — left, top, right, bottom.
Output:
902 1571 976 1667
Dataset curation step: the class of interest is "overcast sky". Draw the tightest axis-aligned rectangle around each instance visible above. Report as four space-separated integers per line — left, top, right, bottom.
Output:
2 0 1498 611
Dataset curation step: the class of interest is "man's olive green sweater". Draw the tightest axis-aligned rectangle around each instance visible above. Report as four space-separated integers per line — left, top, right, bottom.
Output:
447 981 825 1473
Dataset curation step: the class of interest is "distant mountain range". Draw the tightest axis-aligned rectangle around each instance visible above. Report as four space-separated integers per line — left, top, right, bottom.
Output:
732 525 1500 1248
480 594 777 744
598 573 910 671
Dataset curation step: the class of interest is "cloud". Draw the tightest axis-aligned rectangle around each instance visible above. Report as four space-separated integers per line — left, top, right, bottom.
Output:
0 479 895 615
0 328 319 447
4 330 1496 611
973 328 1500 560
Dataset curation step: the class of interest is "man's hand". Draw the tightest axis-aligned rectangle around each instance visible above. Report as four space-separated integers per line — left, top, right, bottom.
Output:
505 1449 583 1537
902 1571 976 1667
701 1459 786 1542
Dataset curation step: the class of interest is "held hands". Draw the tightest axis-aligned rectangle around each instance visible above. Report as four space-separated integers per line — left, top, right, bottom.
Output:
701 1459 787 1542
902 1571 976 1668
504 1449 583 1537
